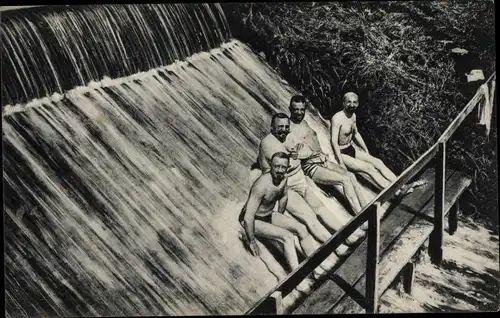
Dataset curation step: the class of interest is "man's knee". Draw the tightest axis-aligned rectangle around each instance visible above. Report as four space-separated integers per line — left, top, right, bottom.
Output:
295 223 309 238
372 157 385 168
340 175 352 187
282 232 295 245
336 164 348 174
363 163 378 174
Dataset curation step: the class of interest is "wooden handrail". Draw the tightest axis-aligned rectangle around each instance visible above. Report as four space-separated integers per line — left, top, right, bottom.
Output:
376 143 439 204
245 200 374 314
245 71 496 315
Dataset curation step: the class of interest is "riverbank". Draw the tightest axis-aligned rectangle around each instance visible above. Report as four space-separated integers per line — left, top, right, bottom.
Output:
380 215 499 313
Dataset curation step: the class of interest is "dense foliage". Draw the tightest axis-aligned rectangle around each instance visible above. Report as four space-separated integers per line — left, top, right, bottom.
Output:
224 1 497 226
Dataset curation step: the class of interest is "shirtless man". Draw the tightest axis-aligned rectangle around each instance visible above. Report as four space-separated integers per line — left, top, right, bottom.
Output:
239 151 338 275
288 95 369 215
259 113 363 247
330 92 425 196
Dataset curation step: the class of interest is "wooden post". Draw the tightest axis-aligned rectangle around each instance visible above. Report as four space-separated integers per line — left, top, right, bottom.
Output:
448 201 459 235
402 262 415 295
271 291 284 315
490 78 496 107
429 141 446 265
365 202 380 314
254 291 283 315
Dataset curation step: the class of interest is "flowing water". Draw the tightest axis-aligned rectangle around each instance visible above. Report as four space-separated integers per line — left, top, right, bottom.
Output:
3 5 385 316
1 4 230 106
3 39 292 316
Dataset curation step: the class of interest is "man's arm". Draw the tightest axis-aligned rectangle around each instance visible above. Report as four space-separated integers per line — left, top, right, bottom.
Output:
352 122 369 153
295 142 314 159
286 133 313 159
243 183 264 248
277 186 288 214
258 140 272 173
330 116 346 167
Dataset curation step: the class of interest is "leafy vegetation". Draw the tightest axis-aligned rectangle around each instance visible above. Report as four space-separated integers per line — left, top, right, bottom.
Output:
224 1 497 227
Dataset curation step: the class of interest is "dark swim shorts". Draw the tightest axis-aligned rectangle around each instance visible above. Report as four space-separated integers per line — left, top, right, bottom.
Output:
238 209 273 225
340 144 356 157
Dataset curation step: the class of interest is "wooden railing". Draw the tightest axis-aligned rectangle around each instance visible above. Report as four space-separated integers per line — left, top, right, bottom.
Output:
245 71 496 315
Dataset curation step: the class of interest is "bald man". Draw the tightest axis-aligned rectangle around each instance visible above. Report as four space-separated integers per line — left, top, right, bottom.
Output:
330 92 425 196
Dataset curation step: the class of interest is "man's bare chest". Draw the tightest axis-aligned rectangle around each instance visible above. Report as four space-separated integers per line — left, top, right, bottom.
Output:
262 184 286 203
339 119 355 135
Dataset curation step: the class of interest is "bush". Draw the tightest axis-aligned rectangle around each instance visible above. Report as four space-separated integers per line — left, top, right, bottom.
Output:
224 1 497 227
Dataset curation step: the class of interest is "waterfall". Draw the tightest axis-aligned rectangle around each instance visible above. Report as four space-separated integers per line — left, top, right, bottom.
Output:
3 34 303 315
1 4 231 106
3 4 376 316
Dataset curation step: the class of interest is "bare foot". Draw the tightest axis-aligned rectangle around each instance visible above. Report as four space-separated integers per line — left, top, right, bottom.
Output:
410 179 428 189
395 184 412 198
296 277 315 294
335 244 350 257
313 266 326 279
320 254 339 271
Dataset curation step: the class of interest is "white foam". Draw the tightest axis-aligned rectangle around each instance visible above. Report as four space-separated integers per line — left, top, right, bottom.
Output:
51 92 63 103
2 39 242 119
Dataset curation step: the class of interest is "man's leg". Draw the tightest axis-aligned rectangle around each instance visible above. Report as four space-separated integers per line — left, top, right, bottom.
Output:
348 171 370 208
254 240 287 281
254 220 300 272
324 161 370 208
342 154 391 190
302 185 365 246
286 190 333 244
310 165 363 214
354 150 427 196
271 213 340 270
354 149 398 182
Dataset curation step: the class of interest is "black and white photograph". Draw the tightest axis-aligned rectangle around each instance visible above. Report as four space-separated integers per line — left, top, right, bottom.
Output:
2 2 497 316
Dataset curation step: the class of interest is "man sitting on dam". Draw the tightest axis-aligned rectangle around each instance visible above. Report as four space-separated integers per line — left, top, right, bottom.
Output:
287 95 369 216
330 92 426 196
239 151 340 280
257 113 364 247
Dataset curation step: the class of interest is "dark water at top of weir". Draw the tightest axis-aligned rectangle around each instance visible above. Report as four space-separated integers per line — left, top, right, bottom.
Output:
1 4 231 106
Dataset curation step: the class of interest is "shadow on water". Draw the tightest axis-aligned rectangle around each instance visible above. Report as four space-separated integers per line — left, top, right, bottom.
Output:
416 259 499 312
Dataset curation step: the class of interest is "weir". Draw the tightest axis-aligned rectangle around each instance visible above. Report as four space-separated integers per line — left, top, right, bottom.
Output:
8 3 487 316
2 4 389 316
1 4 230 106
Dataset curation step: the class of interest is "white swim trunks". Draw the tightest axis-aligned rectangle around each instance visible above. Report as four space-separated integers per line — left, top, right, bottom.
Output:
287 166 308 197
